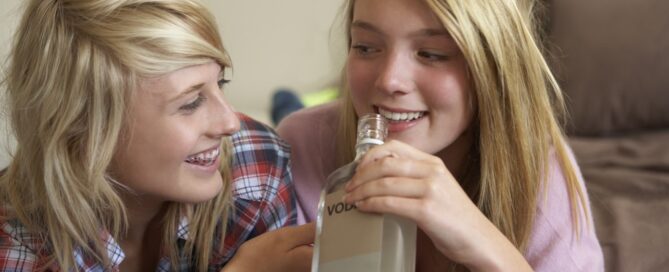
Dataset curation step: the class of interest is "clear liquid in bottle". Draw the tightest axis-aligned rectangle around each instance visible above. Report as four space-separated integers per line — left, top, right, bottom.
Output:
311 114 416 272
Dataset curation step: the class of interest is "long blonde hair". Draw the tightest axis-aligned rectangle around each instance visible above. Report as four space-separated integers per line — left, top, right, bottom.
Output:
1 0 232 271
337 0 588 260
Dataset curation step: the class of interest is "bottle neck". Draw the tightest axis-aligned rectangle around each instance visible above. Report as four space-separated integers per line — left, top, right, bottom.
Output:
354 138 384 161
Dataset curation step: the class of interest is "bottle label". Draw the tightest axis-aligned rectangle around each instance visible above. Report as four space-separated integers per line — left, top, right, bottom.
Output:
319 189 383 271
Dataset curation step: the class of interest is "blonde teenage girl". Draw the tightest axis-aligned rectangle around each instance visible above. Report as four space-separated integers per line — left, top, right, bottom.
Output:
278 0 604 271
0 0 312 271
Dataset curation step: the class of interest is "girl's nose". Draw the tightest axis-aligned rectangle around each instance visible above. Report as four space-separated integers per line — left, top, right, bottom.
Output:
208 94 240 138
374 51 413 96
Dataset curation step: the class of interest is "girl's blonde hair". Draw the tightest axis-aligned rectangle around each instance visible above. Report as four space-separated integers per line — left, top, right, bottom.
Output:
1 0 233 271
337 0 588 267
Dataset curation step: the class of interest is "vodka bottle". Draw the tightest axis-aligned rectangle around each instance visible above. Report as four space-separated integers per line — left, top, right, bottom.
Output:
312 114 416 272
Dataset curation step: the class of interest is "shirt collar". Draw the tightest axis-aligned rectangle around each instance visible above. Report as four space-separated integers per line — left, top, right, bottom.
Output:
74 217 190 270
177 216 189 241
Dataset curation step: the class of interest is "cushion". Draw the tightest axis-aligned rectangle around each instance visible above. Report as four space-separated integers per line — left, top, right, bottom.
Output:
569 131 669 271
544 0 669 136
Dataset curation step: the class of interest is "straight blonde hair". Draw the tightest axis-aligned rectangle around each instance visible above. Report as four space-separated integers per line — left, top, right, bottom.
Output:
336 0 588 266
1 0 233 271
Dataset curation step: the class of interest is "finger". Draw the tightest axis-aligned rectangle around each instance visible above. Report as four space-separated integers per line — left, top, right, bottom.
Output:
277 223 316 249
358 140 438 167
346 155 449 192
354 196 427 225
343 177 429 203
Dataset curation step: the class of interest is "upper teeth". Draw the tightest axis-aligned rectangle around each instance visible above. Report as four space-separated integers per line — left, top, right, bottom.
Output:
378 108 424 121
186 147 220 163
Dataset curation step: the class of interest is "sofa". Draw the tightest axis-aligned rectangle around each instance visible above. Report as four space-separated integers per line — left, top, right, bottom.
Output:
542 0 669 271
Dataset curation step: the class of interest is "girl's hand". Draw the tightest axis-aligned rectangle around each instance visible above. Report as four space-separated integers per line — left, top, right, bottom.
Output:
222 223 314 272
343 140 532 271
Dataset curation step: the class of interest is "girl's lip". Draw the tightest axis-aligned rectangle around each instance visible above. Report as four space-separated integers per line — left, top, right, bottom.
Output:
374 105 424 113
386 114 425 133
186 143 221 158
373 105 429 127
184 143 222 175
185 153 221 175
370 105 428 133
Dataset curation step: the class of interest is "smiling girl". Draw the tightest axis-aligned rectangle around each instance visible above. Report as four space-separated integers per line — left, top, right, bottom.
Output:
0 0 311 271
278 0 604 271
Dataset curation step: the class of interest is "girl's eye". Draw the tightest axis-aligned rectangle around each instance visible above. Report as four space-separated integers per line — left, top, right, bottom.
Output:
351 44 378 56
218 78 230 89
179 93 206 113
417 50 449 62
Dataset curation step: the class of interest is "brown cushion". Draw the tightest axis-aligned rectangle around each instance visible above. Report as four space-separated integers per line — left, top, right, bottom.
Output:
545 0 669 136
569 131 669 271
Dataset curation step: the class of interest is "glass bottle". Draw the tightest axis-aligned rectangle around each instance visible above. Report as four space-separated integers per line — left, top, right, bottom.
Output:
312 114 416 272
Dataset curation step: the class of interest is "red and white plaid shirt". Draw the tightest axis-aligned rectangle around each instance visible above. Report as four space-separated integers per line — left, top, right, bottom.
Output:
0 113 297 271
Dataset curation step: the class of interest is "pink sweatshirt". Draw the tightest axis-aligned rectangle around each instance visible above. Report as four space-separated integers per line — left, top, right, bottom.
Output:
277 102 604 271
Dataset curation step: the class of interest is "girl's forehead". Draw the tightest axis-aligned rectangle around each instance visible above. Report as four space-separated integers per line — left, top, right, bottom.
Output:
139 62 221 93
351 0 445 32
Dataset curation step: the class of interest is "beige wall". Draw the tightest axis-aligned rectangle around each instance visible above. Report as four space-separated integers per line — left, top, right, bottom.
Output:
205 0 346 123
0 0 345 167
0 0 21 168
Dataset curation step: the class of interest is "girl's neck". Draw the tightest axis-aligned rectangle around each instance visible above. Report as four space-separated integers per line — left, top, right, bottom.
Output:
120 193 167 242
118 193 167 271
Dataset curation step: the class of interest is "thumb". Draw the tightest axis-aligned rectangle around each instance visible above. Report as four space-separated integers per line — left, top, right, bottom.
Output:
279 222 316 249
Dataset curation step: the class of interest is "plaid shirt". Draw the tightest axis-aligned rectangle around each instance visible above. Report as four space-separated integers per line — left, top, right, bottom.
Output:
0 113 296 271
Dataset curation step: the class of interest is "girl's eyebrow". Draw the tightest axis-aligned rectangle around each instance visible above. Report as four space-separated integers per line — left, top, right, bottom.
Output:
168 83 205 103
351 20 385 37
413 28 452 39
351 20 452 39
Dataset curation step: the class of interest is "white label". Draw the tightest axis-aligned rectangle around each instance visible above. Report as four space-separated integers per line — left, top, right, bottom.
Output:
319 189 384 271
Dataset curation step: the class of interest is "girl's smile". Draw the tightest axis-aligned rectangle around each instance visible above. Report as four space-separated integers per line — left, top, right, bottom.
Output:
375 105 427 133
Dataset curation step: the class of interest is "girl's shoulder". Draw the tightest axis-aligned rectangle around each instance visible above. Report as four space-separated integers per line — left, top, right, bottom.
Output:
540 145 587 219
276 101 341 171
275 101 340 158
234 112 290 153
0 209 49 270
276 101 341 136
230 113 292 201
275 102 342 223
525 146 604 270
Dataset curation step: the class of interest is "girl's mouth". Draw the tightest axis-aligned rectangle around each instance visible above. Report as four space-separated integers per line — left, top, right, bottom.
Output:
185 146 220 167
377 107 427 123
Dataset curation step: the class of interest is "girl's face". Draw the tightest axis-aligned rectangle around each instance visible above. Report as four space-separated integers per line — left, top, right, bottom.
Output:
111 61 239 204
347 0 474 155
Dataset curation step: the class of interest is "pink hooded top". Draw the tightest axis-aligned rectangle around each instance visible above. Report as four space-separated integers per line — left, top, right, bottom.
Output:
277 102 604 271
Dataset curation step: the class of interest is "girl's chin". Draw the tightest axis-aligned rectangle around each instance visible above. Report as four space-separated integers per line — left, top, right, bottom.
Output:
177 172 224 203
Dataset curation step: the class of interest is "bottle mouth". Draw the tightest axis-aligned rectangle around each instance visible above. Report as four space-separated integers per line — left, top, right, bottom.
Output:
357 114 388 144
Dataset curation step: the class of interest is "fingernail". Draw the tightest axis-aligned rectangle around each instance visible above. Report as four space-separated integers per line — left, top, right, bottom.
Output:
341 194 348 203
